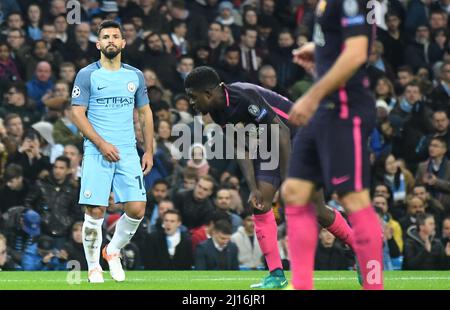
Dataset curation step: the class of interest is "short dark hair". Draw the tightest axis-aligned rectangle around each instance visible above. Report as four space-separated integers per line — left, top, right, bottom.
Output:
4 113 22 126
171 0 186 10
163 209 181 221
214 219 232 235
416 213 434 231
430 135 447 149
153 179 169 189
241 25 258 36
183 166 199 181
209 21 224 31
225 44 240 54
397 65 414 75
54 155 71 168
97 20 122 37
184 66 221 91
4 163 23 181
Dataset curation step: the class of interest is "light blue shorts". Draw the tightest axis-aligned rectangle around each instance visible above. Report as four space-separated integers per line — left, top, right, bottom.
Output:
79 151 146 206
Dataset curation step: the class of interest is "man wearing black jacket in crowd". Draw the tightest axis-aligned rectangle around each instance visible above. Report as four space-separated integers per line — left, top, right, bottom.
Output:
195 219 239 270
142 209 192 270
403 213 450 270
23 156 81 247
173 175 215 230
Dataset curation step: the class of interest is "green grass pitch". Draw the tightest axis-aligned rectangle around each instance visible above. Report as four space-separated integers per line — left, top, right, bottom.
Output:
0 271 449 290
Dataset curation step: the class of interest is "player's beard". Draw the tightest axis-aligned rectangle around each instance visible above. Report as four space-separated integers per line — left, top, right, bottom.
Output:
101 44 122 60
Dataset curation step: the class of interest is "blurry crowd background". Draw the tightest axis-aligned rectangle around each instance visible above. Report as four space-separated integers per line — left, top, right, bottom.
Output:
0 0 449 272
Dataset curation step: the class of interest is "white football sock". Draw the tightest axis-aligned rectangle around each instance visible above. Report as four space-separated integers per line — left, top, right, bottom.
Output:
82 213 104 270
107 213 142 255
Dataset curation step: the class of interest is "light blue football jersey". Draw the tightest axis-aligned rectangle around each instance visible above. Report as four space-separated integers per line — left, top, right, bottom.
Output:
71 61 149 155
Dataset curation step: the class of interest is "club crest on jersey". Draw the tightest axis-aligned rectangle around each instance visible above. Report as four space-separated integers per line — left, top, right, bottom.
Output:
248 104 260 117
316 0 327 17
127 82 136 93
83 190 92 199
72 85 80 98
343 0 359 17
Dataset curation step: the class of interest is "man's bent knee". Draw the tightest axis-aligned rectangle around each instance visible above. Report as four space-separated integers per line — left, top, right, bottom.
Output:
281 178 314 205
124 202 146 219
85 206 106 219
340 189 371 214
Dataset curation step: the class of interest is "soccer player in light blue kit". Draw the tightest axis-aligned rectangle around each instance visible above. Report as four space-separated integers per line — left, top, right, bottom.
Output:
71 20 154 283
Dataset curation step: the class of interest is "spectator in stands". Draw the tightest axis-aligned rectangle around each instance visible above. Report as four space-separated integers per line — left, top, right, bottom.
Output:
63 22 97 69
404 24 442 71
375 77 397 110
416 136 450 211
216 44 250 84
394 65 414 95
405 0 433 34
25 60 54 113
314 228 353 270
0 42 22 83
214 187 242 233
231 211 263 269
258 64 289 98
375 207 402 270
187 143 210 177
416 110 450 161
372 153 415 218
31 121 64 163
24 156 81 247
53 14 69 44
168 55 194 95
174 175 216 230
145 179 170 229
170 19 189 57
26 4 43 41
58 62 76 87
0 83 40 128
22 235 66 271
141 32 177 89
413 185 446 232
0 233 15 271
53 103 83 148
195 219 239 270
442 217 450 245
206 22 227 67
142 209 193 270
4 208 41 266
429 61 450 112
2 113 24 154
378 11 406 72
61 221 86 270
373 194 404 252
367 41 396 85
399 195 426 233
7 130 51 183
0 164 29 214
63 144 82 181
403 213 450 269
239 26 261 82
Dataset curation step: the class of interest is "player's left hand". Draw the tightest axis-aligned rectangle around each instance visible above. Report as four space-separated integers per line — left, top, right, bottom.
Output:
249 189 264 211
141 152 153 176
289 93 319 126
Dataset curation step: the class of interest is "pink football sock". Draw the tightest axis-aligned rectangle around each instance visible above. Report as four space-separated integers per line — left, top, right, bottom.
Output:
254 210 283 272
326 209 355 250
285 204 318 290
348 206 384 290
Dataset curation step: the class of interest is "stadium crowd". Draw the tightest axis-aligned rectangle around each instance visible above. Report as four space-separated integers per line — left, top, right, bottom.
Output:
0 0 449 272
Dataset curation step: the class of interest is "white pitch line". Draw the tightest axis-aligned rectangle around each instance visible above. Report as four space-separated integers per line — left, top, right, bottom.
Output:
0 276 449 283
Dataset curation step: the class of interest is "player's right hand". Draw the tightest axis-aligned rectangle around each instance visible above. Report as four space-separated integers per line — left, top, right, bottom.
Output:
292 42 315 72
249 190 264 211
99 141 120 162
